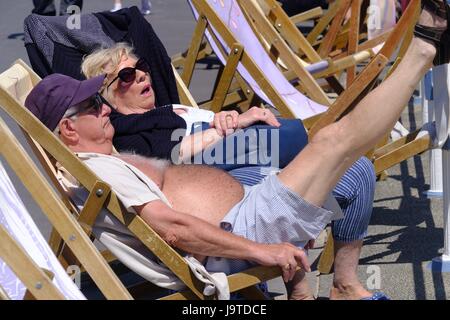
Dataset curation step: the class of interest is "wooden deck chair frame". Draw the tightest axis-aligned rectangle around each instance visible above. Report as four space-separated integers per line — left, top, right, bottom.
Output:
179 0 386 120
250 0 391 86
0 60 285 300
0 117 133 299
172 1 339 112
171 2 325 69
183 0 334 130
238 0 370 95
181 0 421 276
304 0 370 51
0 222 64 300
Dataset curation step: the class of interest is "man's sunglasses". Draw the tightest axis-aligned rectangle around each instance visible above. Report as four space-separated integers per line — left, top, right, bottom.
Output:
106 58 151 90
66 93 113 119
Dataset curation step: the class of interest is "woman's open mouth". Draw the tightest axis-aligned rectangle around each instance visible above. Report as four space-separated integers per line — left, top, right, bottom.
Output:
141 84 152 97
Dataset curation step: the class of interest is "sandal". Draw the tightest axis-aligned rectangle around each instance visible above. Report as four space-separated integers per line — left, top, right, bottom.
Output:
414 0 450 65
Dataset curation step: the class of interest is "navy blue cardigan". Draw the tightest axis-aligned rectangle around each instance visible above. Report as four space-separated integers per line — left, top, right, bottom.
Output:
110 105 187 160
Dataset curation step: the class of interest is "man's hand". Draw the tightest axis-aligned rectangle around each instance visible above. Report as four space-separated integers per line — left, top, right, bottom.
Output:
237 107 281 129
254 242 311 283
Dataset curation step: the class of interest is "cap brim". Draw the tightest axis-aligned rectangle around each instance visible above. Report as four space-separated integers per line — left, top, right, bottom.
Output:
71 75 106 106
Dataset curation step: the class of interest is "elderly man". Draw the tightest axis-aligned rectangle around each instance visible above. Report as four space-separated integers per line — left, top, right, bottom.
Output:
24 1 448 299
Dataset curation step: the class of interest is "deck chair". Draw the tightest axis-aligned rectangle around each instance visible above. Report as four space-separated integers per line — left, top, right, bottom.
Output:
236 0 379 93
170 1 325 69
0 160 85 300
181 0 396 123
251 0 392 87
0 60 284 300
183 0 411 277
184 0 332 127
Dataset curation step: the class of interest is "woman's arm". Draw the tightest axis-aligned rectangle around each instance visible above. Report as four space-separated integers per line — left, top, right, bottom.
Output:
178 128 223 161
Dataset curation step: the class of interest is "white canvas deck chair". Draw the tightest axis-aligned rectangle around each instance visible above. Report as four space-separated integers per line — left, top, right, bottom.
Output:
0 60 285 300
0 160 85 300
183 0 331 126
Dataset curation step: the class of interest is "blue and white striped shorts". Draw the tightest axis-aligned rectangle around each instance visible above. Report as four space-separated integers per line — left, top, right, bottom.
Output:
205 174 335 274
221 173 335 245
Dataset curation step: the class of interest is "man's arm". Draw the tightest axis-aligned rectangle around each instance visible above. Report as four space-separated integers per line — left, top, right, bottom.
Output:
134 200 310 282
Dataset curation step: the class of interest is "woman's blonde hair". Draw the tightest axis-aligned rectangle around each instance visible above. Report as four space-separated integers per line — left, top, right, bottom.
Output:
81 43 139 95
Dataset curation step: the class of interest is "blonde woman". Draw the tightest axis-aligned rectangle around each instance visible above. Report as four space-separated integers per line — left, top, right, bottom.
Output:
111 0 152 15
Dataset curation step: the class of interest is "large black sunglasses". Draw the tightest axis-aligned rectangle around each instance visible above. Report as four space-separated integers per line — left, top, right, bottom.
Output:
65 93 113 119
106 57 151 90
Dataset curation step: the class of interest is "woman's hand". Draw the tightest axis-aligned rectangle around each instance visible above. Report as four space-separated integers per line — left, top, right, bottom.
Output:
210 110 239 136
237 107 281 129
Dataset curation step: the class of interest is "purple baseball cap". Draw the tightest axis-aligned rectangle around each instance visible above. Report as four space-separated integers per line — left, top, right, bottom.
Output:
25 73 106 131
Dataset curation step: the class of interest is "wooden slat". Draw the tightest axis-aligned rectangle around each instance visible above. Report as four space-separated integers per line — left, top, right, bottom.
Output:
160 265 283 300
210 43 244 112
181 15 208 87
347 0 361 85
237 285 270 300
309 54 388 137
172 41 213 69
318 0 352 58
77 181 111 238
317 230 335 274
290 7 323 25
306 0 342 44
0 224 65 300
374 135 432 174
333 30 392 60
173 65 199 108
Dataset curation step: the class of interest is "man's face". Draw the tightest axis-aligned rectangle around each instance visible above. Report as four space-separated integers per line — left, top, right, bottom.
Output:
68 96 115 152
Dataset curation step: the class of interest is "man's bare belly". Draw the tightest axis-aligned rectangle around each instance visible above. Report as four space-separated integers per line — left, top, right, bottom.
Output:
116 154 244 226
162 165 244 225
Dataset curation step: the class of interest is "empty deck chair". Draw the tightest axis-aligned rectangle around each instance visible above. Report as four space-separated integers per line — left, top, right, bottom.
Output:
185 0 330 123
0 160 85 300
237 0 379 91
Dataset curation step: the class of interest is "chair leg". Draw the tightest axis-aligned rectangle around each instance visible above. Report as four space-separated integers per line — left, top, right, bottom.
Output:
317 230 335 275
